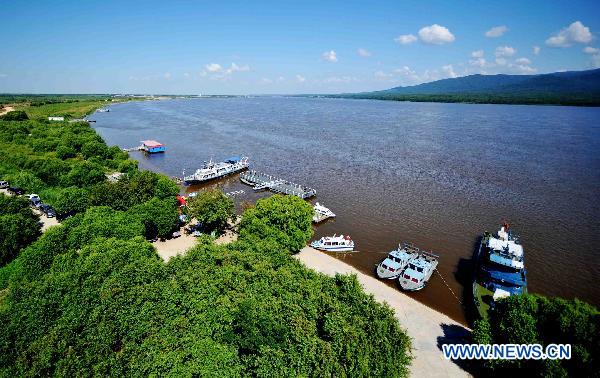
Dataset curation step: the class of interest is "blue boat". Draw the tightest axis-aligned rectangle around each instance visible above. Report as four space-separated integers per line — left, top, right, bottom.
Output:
141 140 166 154
472 223 527 319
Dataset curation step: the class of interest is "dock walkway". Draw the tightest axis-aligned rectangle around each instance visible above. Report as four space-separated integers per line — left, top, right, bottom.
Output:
240 170 316 199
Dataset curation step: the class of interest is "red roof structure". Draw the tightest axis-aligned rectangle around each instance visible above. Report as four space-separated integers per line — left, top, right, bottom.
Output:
176 195 187 206
141 140 164 148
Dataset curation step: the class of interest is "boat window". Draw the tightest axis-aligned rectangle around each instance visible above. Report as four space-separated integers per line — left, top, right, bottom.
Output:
417 267 423 273
409 264 416 270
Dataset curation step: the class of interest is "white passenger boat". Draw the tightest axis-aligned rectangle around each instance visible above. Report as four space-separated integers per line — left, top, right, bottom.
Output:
183 156 249 185
398 250 439 291
376 242 420 279
310 234 354 252
312 202 336 223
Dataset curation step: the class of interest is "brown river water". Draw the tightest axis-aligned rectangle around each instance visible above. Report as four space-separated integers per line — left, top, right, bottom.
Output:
92 97 600 325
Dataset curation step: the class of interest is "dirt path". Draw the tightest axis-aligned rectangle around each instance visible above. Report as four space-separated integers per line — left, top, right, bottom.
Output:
295 246 473 377
0 106 14 116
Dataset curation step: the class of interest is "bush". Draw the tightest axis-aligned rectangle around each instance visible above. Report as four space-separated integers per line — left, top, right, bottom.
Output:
128 197 179 239
473 294 599 376
0 110 28 121
55 145 77 160
239 195 313 252
187 189 235 234
0 195 41 266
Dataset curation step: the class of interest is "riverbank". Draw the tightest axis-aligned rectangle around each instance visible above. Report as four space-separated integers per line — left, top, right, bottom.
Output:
296 246 472 377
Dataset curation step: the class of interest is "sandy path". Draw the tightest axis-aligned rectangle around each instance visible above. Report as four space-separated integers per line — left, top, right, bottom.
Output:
0 106 14 116
295 247 472 377
153 226 239 261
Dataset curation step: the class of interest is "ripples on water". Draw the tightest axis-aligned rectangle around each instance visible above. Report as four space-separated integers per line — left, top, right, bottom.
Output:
93 97 600 324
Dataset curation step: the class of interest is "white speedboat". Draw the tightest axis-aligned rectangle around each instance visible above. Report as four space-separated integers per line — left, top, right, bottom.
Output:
313 202 336 223
184 156 249 184
398 250 439 291
310 234 354 252
376 242 419 279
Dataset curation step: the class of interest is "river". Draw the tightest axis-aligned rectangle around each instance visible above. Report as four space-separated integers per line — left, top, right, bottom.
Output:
92 97 600 324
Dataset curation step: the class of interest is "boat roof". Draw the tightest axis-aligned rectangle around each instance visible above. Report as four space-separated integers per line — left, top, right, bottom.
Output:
320 234 351 242
225 156 242 163
141 140 164 147
483 267 526 287
488 237 523 257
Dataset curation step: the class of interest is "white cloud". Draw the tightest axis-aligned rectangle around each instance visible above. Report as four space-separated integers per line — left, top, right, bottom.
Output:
441 64 458 78
485 26 508 38
183 72 190 78
296 74 306 83
471 50 484 58
583 46 599 54
260 77 273 84
394 34 417 45
592 54 600 68
322 50 338 62
418 24 455 44
495 57 507 66
323 76 358 83
533 46 541 55
205 63 222 72
511 63 536 74
470 58 486 67
546 21 593 47
495 46 516 57
357 48 371 57
374 70 394 79
277 76 285 82
226 62 250 74
164 72 171 80
394 66 420 82
0 73 7 78
515 57 531 65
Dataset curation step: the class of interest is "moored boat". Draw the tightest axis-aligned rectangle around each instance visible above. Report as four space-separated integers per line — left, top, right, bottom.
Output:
184 156 249 185
472 223 527 320
398 250 439 291
376 242 420 279
313 202 336 223
310 234 354 252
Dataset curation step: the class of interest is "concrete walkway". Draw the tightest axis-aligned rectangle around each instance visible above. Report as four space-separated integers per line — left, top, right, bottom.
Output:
296 246 473 377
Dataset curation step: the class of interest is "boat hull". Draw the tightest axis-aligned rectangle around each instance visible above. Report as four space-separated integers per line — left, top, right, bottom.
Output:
310 243 354 252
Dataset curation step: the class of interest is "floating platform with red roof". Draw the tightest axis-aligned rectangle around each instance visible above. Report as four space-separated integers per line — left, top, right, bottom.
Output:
140 140 166 153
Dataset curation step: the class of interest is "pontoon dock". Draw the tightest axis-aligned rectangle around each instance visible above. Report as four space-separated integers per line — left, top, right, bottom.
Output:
240 170 316 199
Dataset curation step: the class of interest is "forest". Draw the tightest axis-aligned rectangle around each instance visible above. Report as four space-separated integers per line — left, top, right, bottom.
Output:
0 98 412 376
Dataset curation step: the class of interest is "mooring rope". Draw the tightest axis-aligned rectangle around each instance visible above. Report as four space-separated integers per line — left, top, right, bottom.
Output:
435 268 463 306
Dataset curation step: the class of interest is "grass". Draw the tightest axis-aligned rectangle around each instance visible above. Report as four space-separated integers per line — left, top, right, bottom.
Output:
15 100 115 120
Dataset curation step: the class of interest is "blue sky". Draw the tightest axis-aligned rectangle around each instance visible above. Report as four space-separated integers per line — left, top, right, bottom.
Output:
1 0 599 94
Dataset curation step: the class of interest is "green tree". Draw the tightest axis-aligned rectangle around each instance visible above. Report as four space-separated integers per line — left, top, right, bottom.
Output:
239 195 313 252
187 189 234 234
55 145 77 160
0 196 41 266
0 110 29 121
128 197 179 239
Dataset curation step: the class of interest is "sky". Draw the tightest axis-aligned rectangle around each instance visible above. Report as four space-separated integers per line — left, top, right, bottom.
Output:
1 0 599 94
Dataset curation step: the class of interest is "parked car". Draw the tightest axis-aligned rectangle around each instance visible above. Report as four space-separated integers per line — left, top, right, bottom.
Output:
40 204 56 218
30 198 42 208
0 180 8 189
172 231 182 238
27 194 41 201
8 186 24 195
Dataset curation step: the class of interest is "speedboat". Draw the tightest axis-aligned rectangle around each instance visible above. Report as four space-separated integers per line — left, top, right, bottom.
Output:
376 242 420 279
472 223 527 319
398 250 439 291
313 202 336 223
310 234 354 252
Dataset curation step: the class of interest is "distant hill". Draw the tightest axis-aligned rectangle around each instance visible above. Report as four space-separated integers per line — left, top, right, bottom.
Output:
335 69 600 106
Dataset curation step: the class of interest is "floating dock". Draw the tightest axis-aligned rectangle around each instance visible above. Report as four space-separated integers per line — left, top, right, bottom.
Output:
240 170 316 199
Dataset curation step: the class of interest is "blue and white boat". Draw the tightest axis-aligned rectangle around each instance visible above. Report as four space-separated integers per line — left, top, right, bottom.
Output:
183 156 249 185
376 242 420 279
310 234 354 252
472 223 528 319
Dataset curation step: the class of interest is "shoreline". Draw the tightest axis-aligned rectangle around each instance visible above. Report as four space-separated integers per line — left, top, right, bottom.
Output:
296 246 472 377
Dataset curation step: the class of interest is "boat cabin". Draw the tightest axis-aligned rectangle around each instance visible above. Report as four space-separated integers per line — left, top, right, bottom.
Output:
141 140 166 154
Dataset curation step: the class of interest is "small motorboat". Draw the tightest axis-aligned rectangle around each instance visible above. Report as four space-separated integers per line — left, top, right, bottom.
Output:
310 234 354 252
313 202 336 223
398 250 439 291
376 242 420 279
